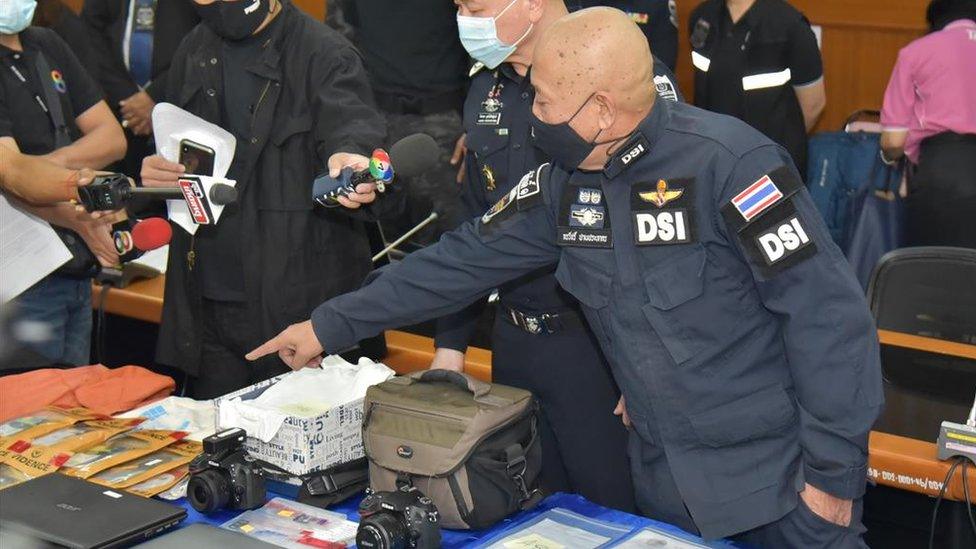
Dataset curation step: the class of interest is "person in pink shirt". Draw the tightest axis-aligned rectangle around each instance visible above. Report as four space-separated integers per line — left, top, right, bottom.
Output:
880 0 976 248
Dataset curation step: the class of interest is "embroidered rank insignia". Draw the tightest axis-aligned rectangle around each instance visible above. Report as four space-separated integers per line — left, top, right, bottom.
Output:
557 178 612 248
577 188 602 205
731 174 783 221
570 205 606 228
482 81 505 113
638 179 684 208
482 164 496 191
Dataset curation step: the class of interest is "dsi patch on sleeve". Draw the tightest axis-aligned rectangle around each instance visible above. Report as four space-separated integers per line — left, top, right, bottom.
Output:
721 166 817 276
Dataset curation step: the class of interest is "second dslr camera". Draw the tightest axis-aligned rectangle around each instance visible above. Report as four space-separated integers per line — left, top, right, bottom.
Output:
188 428 265 513
357 486 441 549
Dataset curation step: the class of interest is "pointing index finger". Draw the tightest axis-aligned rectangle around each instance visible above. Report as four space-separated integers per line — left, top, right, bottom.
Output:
245 336 283 361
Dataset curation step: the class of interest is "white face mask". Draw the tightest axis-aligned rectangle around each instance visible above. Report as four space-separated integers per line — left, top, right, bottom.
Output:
457 0 533 69
0 0 37 35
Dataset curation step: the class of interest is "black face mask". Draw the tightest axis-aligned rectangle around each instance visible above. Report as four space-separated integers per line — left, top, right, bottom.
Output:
195 0 271 41
529 93 622 170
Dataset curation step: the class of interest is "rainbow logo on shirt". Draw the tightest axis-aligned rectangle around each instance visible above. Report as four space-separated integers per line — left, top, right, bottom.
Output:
369 149 394 183
50 70 67 93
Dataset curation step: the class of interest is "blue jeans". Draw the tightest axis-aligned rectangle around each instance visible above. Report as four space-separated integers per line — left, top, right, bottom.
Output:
13 275 92 365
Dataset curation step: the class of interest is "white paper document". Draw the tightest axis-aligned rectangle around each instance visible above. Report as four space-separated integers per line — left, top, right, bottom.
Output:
0 195 72 303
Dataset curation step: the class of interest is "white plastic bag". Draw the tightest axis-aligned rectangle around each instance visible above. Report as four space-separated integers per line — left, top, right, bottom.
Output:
151 103 237 235
218 356 395 442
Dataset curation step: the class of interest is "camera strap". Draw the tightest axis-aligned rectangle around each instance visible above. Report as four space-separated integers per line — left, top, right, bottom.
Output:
1 50 72 148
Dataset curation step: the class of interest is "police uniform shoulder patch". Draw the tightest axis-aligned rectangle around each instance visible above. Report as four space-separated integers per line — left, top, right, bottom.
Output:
721 166 817 276
738 200 817 276
481 164 549 225
482 184 519 224
720 166 804 233
653 74 679 103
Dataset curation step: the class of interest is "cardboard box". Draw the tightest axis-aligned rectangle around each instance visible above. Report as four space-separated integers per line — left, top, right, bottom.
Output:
215 374 365 476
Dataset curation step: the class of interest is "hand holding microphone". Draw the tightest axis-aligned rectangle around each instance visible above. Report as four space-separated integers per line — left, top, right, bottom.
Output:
313 133 440 208
326 152 380 210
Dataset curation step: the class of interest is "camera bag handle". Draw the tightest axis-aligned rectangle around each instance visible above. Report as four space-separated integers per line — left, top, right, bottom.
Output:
404 369 494 401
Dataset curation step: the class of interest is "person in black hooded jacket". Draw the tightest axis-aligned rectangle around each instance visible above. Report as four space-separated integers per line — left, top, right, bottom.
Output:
140 0 401 399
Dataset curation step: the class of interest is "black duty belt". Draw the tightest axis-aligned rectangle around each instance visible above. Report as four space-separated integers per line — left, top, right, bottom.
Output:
499 304 583 335
374 89 464 116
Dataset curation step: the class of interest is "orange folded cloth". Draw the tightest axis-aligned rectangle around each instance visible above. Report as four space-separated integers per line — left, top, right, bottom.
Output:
0 365 175 422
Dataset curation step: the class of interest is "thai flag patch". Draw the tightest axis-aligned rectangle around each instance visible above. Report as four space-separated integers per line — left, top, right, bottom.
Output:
731 175 783 221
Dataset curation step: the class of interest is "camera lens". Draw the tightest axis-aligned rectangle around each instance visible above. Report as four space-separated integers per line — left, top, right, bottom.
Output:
356 512 411 549
188 469 232 513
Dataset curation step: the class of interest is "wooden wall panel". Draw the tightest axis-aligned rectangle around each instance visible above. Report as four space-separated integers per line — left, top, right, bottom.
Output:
675 0 928 132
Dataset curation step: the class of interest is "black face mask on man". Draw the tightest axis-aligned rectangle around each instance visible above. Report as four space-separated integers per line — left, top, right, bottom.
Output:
529 92 627 170
195 0 271 41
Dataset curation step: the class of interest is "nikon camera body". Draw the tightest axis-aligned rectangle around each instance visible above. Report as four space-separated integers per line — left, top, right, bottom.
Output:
357 486 441 549
187 428 266 513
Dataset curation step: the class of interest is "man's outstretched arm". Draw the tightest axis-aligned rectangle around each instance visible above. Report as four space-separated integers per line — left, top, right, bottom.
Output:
247 166 561 369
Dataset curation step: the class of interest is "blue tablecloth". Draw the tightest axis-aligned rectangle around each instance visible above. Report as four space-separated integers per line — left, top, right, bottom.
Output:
176 490 741 548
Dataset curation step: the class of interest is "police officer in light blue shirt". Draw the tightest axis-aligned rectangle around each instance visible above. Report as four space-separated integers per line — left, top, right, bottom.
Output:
250 8 882 547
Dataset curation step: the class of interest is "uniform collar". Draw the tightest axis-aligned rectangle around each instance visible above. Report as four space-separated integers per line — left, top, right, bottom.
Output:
602 96 671 180
498 62 533 91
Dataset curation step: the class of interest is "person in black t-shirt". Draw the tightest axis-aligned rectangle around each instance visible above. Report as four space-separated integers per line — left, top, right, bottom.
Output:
689 0 825 175
1 1 127 366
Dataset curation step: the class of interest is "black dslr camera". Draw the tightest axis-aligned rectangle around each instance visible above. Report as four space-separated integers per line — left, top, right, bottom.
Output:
76 173 133 212
357 486 441 549
187 428 266 513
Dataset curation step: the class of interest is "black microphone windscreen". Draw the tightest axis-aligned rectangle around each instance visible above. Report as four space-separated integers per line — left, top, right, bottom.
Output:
389 133 440 178
209 183 238 205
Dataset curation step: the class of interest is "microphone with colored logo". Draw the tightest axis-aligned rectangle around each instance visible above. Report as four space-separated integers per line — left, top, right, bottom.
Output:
98 217 173 288
111 216 173 263
312 133 440 207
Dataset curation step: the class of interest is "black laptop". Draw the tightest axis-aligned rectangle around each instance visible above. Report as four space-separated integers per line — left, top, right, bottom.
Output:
0 474 186 548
